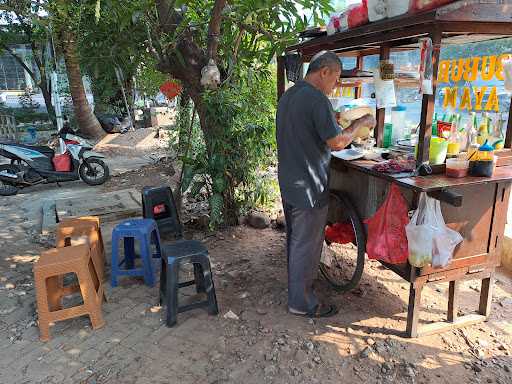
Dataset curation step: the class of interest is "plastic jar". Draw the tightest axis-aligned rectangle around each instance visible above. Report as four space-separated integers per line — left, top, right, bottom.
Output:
429 137 448 165
367 0 387 21
391 105 407 145
387 0 410 18
446 158 469 178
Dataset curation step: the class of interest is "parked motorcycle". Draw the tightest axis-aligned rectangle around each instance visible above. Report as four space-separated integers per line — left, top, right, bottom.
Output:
0 131 109 196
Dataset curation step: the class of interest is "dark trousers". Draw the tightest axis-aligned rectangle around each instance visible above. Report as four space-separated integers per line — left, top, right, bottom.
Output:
283 200 329 313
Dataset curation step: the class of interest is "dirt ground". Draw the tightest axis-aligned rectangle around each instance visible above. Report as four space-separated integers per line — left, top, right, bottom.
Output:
1 163 512 384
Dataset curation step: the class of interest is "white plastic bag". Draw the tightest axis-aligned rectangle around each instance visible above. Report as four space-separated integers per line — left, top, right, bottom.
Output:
406 193 435 268
431 199 463 268
406 193 463 268
373 68 397 109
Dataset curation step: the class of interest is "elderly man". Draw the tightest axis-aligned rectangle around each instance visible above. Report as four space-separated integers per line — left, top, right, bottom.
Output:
276 51 376 318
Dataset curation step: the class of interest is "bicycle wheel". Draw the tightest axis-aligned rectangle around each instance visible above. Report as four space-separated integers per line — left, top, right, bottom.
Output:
319 191 366 292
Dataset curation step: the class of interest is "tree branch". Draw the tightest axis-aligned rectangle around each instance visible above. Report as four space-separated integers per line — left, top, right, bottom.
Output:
155 0 181 34
206 0 226 61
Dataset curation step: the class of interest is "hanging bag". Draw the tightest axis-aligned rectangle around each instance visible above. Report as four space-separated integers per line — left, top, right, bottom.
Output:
365 183 409 264
431 199 463 268
405 193 435 267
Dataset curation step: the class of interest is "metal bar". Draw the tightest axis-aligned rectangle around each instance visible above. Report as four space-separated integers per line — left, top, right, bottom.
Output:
355 55 363 99
375 45 390 147
416 29 442 167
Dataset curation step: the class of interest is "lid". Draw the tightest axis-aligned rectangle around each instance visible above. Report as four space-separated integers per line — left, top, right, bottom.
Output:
392 105 407 112
479 140 494 152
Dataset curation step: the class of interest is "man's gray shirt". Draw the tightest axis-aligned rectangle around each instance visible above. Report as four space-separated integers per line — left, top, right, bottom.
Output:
276 81 342 209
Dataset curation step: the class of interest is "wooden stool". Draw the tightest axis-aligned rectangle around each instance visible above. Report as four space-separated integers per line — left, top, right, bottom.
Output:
56 218 106 282
34 244 105 342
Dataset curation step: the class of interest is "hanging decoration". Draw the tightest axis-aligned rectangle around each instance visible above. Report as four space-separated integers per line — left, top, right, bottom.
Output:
160 80 182 100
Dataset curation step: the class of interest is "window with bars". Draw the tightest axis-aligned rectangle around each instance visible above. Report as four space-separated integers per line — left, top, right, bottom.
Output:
0 53 28 91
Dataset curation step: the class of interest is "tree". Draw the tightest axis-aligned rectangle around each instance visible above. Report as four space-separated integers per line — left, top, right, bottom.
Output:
49 0 105 139
144 0 331 225
0 0 57 126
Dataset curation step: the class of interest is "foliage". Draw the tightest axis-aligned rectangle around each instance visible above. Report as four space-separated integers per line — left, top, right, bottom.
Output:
178 69 277 227
0 0 57 124
135 55 169 102
0 105 50 123
18 87 40 110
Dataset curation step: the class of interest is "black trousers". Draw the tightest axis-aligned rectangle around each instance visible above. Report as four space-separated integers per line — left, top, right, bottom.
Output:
283 200 328 313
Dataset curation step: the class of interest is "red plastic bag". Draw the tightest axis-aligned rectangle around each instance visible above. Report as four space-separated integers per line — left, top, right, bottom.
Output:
325 222 356 245
365 184 409 264
53 152 71 172
348 0 369 29
411 0 453 12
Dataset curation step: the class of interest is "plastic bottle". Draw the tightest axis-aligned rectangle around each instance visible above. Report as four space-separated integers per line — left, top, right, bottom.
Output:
432 112 438 137
391 105 407 145
478 112 489 145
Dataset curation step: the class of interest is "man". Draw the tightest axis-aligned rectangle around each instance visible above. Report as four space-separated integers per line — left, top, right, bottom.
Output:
276 50 376 318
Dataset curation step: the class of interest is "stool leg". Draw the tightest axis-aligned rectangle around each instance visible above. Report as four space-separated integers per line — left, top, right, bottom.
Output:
46 276 63 311
166 259 179 327
141 234 155 287
124 237 135 270
152 228 162 259
111 233 120 287
195 256 219 316
159 258 167 306
34 274 51 342
194 264 206 294
77 268 105 330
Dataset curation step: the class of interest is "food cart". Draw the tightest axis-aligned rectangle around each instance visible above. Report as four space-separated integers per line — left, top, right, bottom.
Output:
278 1 512 337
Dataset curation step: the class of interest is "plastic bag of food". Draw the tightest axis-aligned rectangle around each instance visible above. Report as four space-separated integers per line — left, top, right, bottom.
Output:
431 199 462 268
419 38 433 95
405 193 435 267
373 67 397 109
347 0 369 29
365 183 410 264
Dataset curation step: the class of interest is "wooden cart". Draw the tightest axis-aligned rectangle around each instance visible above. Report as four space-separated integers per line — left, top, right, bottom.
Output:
278 1 512 337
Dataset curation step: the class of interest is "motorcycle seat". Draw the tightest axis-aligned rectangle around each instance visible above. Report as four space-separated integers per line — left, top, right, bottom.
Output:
13 144 55 159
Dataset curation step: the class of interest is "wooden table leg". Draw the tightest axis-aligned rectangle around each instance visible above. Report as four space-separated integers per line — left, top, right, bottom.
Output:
448 280 459 322
406 282 423 338
479 273 494 317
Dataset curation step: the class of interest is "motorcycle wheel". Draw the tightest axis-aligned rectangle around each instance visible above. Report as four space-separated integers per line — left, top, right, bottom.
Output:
0 164 20 196
79 158 109 186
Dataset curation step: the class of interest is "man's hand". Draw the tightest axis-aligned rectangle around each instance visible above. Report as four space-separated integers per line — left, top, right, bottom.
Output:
352 114 377 139
327 113 377 151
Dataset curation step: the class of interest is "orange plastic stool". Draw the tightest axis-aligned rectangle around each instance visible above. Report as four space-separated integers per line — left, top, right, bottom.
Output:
56 217 105 282
34 244 105 342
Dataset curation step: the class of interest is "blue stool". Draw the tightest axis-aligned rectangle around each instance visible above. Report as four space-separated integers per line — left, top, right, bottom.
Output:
111 219 162 287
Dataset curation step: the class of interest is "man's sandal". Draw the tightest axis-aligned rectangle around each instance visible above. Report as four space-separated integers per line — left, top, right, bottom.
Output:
289 303 338 318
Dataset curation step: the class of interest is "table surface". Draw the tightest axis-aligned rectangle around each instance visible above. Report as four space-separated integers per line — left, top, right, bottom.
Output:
331 157 512 192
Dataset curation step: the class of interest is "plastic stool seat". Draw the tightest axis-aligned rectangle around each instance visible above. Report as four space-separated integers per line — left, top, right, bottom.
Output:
111 219 162 287
160 242 218 327
163 240 208 259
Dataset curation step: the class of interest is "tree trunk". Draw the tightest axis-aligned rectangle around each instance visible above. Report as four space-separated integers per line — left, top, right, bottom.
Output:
61 32 105 139
39 79 56 126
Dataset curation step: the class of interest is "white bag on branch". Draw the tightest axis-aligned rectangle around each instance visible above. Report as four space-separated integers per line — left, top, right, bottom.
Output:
201 59 221 89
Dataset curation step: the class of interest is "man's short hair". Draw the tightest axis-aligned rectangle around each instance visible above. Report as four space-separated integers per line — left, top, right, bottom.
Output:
306 51 342 75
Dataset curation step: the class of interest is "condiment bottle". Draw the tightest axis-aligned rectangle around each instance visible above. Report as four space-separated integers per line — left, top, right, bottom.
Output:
477 140 495 162
478 112 489 145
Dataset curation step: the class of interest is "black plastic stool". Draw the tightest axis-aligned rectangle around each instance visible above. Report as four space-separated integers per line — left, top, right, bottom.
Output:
160 241 219 327
142 186 183 237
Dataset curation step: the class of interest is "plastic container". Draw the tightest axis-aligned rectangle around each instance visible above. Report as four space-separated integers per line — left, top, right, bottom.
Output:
391 105 407 145
447 141 460 157
383 123 393 148
411 0 453 12
469 161 494 177
367 0 387 21
446 158 469 178
429 137 448 165
476 141 495 161
387 0 410 17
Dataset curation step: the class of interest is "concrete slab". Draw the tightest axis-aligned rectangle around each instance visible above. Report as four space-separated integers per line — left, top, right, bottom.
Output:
55 188 142 223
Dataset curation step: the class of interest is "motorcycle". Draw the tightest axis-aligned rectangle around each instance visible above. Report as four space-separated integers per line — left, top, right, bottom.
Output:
0 131 110 196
